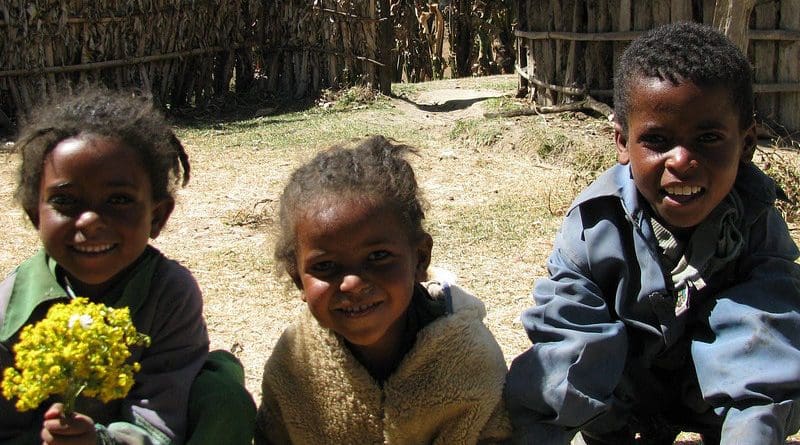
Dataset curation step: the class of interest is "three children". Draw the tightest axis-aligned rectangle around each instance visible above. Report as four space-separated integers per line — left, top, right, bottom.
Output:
505 22 800 445
3 20 800 445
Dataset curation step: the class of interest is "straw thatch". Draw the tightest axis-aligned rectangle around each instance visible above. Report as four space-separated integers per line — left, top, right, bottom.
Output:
0 1 394 126
0 1 520 129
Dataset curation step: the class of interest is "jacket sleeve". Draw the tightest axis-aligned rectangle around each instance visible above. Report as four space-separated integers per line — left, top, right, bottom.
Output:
111 262 210 444
691 207 800 445
505 207 628 445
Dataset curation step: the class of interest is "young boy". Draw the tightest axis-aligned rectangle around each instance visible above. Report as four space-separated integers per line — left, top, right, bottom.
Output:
505 22 800 445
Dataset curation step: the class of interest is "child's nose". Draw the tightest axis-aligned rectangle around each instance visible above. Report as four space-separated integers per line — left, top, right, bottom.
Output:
339 273 371 295
74 210 104 231
665 145 698 174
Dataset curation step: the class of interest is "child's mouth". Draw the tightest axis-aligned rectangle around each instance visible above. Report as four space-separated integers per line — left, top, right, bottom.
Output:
661 185 704 203
338 301 382 318
71 243 116 254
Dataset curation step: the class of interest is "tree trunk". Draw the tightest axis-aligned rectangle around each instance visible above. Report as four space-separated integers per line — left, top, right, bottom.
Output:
712 0 757 54
450 0 475 78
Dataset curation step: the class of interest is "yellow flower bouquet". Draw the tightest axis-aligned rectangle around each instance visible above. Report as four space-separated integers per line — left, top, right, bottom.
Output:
2 297 150 415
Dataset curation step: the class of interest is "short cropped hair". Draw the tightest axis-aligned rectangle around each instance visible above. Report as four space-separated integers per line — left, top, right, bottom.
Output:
614 22 754 132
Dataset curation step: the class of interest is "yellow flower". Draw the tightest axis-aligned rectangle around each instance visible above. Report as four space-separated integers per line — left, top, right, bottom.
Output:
1 298 150 414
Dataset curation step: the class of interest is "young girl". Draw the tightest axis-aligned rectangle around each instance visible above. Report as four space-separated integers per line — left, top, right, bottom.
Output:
255 135 511 444
0 88 254 445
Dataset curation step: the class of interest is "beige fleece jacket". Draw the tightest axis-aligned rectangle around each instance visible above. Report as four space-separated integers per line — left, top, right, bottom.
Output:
255 281 511 445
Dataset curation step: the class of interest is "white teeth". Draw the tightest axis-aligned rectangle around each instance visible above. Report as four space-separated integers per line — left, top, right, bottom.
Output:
73 244 114 253
665 185 702 196
341 302 378 313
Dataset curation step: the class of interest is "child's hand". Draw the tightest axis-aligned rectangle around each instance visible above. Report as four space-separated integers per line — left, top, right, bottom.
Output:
40 403 97 445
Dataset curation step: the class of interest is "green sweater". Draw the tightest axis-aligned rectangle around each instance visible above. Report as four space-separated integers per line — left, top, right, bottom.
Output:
0 247 209 445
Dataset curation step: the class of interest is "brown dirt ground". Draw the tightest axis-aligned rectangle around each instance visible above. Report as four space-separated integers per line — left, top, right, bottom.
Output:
1 76 798 444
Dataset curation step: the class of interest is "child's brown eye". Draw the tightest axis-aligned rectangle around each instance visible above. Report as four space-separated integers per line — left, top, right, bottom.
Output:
640 134 667 147
47 195 77 208
698 133 721 143
108 195 134 205
368 251 390 261
310 261 335 274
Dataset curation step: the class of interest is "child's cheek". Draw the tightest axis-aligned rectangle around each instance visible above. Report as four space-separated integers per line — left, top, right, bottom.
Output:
302 279 334 306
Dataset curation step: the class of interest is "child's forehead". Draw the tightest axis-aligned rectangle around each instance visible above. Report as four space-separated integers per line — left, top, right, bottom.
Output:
46 134 146 175
51 132 132 155
627 76 738 118
294 196 411 246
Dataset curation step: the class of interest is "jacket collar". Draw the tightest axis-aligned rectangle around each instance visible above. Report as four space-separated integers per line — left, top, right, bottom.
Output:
0 246 161 342
568 163 645 225
0 249 68 342
568 162 777 226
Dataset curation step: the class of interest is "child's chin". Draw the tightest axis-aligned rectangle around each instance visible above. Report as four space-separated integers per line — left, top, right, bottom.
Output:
660 215 704 232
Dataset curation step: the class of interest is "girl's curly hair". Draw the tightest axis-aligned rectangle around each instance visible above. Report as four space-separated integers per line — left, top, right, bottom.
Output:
14 86 189 225
274 135 428 280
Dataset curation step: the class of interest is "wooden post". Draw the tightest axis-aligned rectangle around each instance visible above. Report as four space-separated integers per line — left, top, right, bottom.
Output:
712 0 757 54
778 0 800 132
516 0 529 97
613 0 632 88
670 0 693 22
753 1 778 121
377 0 393 95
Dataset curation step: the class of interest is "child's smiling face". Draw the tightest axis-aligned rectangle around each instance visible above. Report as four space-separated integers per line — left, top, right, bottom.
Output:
292 195 431 354
36 134 173 296
615 77 755 230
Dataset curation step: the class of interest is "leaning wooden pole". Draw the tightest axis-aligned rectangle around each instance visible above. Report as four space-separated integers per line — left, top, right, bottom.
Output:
713 0 757 54
377 0 393 95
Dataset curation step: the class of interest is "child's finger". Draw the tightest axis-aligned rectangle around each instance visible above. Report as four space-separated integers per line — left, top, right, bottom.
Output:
42 408 95 435
42 403 65 420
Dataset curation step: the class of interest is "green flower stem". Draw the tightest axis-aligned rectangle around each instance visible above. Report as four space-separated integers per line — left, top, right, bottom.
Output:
62 382 87 417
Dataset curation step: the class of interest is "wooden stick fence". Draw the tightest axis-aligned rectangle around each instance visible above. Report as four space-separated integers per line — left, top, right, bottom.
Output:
0 0 393 126
515 0 800 134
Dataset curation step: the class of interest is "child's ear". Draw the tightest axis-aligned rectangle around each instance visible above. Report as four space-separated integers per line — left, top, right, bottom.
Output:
614 122 630 165
414 233 433 282
25 208 39 229
149 197 175 238
741 122 757 163
290 271 304 293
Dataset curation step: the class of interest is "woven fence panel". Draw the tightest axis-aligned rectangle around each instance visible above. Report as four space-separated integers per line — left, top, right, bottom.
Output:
515 0 800 134
0 1 254 121
0 0 387 125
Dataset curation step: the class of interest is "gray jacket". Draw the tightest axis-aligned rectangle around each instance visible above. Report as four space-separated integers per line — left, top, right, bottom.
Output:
506 163 800 445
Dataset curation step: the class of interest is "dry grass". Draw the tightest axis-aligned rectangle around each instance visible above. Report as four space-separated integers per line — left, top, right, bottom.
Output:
1 75 799 443
756 141 800 224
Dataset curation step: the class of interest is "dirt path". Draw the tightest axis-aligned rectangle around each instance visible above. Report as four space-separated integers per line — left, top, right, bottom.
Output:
393 87 507 125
